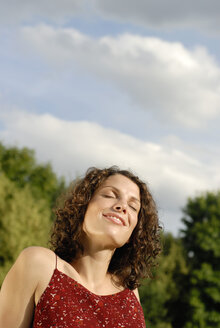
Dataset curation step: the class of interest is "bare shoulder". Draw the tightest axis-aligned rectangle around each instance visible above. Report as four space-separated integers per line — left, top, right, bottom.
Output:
133 288 140 302
24 247 57 306
20 246 55 266
20 246 57 297
13 246 55 278
20 245 54 260
1 246 54 286
0 246 55 298
0 246 55 328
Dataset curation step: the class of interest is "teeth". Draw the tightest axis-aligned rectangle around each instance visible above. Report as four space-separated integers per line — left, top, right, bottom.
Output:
108 216 122 223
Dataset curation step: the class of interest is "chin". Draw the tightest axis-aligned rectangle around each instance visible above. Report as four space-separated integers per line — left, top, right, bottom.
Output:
107 236 129 249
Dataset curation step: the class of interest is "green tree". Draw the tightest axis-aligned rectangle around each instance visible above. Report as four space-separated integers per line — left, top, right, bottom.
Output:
140 233 188 328
0 142 66 286
0 142 65 210
0 173 51 285
181 191 220 328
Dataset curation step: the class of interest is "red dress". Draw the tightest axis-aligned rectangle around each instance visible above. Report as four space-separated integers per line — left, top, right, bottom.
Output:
33 258 146 327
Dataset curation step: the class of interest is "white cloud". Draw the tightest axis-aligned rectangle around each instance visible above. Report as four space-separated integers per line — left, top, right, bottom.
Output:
0 109 219 234
93 0 220 34
21 25 220 128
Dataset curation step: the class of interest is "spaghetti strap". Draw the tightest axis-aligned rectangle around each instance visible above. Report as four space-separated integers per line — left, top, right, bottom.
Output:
55 254 57 270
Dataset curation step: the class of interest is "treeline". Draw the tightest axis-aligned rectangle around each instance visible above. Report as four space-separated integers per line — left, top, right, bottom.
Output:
0 142 65 283
0 142 219 328
140 185 220 327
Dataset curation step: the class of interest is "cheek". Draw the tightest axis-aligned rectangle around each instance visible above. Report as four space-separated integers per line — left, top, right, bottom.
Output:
129 216 138 235
132 213 138 226
83 201 102 228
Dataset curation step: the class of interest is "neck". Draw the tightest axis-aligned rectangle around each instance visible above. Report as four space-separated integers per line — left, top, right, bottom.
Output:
71 245 117 293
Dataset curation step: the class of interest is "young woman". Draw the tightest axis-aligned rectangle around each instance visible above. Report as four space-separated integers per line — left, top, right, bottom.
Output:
0 166 161 327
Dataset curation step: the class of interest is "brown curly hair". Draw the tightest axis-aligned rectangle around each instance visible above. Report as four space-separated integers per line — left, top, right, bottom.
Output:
50 166 161 290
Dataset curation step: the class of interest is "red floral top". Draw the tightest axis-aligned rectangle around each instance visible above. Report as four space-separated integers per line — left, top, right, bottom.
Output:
33 268 146 327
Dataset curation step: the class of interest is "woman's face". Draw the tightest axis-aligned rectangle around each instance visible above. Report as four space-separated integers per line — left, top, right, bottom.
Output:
82 174 141 250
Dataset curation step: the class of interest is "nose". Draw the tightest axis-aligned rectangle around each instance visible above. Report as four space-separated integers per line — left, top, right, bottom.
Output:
113 201 127 214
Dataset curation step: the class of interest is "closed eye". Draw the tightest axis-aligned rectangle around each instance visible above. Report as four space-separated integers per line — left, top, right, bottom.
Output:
102 194 115 198
129 204 138 211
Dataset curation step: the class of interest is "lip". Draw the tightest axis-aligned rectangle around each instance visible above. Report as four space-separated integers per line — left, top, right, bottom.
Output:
103 213 126 226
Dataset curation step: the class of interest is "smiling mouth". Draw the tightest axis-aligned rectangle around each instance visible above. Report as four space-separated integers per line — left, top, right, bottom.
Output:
103 214 125 226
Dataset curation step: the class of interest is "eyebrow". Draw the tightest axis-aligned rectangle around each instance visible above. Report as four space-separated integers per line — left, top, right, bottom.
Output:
100 185 141 203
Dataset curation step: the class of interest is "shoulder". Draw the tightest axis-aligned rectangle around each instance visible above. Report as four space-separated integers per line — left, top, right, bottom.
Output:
1 246 55 287
0 247 55 327
15 246 54 272
19 246 55 281
133 288 140 302
14 247 57 306
20 246 55 263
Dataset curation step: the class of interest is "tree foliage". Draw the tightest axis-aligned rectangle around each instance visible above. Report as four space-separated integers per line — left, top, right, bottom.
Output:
139 233 188 328
140 191 220 328
0 173 51 285
181 191 220 328
0 142 66 286
0 142 65 209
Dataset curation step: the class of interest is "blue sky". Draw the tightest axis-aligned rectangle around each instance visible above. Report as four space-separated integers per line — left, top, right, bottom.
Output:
0 0 220 234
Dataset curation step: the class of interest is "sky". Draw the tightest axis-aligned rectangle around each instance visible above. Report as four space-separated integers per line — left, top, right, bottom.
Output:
0 0 220 235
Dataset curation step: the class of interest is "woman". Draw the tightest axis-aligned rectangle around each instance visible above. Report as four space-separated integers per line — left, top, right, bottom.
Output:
0 166 161 327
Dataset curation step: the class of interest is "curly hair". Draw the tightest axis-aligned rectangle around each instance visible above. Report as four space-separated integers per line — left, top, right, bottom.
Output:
50 166 161 290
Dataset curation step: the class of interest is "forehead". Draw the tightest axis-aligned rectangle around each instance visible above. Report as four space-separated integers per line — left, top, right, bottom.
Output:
99 174 140 198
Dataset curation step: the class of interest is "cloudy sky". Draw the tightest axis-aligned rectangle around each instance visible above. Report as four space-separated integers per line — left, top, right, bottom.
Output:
0 0 220 235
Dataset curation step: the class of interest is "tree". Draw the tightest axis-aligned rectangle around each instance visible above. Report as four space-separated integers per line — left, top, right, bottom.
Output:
181 191 220 328
0 142 65 211
0 173 51 286
139 233 188 328
0 142 66 286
